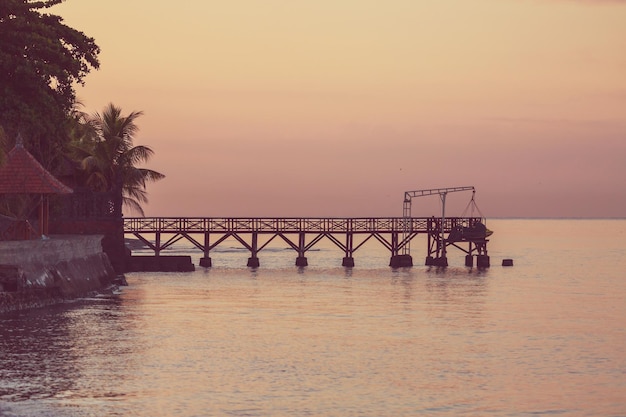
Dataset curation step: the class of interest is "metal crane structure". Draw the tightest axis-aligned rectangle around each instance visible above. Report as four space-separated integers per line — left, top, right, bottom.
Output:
392 186 490 267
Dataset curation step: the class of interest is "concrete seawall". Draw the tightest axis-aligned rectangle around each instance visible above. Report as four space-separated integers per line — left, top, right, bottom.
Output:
0 235 118 314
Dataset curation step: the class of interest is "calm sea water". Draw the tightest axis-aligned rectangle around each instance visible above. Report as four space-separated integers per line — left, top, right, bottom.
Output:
1 219 625 417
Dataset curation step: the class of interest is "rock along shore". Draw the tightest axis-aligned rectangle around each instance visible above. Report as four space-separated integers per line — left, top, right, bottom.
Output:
0 235 120 314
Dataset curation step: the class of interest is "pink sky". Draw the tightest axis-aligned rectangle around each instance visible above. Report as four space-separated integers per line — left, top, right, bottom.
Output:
54 0 626 218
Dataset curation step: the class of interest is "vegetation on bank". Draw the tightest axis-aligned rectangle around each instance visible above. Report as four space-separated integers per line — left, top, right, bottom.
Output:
0 0 164 217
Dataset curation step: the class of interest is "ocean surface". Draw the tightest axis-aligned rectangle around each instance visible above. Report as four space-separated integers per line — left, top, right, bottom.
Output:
1 219 625 417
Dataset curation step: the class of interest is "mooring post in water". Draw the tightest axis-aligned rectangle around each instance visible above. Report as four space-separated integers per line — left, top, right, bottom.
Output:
247 232 260 268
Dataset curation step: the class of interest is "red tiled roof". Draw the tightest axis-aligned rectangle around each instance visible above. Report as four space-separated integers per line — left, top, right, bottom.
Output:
0 142 73 195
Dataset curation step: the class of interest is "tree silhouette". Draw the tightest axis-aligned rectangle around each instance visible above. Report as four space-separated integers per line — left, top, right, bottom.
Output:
71 103 165 216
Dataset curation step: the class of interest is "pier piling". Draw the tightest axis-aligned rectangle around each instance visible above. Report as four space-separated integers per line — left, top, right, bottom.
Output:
390 254 413 268
342 257 355 267
247 257 260 268
477 255 490 268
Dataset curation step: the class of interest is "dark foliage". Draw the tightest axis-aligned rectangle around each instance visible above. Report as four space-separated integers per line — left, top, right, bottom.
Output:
0 0 100 169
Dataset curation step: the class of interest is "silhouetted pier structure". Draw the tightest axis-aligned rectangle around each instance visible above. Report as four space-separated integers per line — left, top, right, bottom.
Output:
124 216 490 268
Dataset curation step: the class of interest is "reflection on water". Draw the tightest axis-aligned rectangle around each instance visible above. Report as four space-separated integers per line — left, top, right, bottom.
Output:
0 295 138 408
1 308 78 402
1 220 625 416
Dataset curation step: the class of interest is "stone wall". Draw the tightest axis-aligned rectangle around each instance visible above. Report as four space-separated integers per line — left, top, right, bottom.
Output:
49 219 127 274
0 235 118 314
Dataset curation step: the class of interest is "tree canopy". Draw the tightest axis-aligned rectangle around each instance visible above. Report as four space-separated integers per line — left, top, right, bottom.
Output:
0 0 100 168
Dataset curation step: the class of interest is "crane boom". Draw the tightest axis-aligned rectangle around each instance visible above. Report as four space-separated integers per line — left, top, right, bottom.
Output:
403 186 475 217
401 186 475 258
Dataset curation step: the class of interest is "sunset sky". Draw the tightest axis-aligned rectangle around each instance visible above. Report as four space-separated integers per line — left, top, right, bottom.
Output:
53 0 626 218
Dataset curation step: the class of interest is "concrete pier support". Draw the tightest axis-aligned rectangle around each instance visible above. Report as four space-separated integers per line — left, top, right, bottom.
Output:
390 254 413 268
465 255 474 267
431 257 448 267
295 256 308 267
247 232 259 267
295 233 308 267
477 255 490 268
128 256 194 272
342 257 355 267
426 256 448 266
200 232 211 268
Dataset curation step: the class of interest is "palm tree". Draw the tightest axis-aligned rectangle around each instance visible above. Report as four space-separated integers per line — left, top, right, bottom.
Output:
74 103 164 216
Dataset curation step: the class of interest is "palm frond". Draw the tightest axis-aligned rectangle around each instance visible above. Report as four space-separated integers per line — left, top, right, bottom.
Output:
141 168 166 182
123 183 149 204
122 196 146 216
122 145 155 166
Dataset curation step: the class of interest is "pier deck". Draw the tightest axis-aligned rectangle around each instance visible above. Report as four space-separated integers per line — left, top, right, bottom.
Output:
124 217 490 268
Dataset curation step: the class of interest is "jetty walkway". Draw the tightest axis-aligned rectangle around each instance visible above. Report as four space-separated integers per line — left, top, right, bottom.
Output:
124 216 490 268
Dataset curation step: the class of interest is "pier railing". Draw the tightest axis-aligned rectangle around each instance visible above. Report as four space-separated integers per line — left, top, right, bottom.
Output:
123 217 477 233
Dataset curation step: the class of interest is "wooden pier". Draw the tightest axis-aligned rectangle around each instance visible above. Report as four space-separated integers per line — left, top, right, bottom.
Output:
124 217 490 268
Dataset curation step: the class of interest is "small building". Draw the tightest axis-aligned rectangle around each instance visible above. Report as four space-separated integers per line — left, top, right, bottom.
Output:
0 135 72 240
